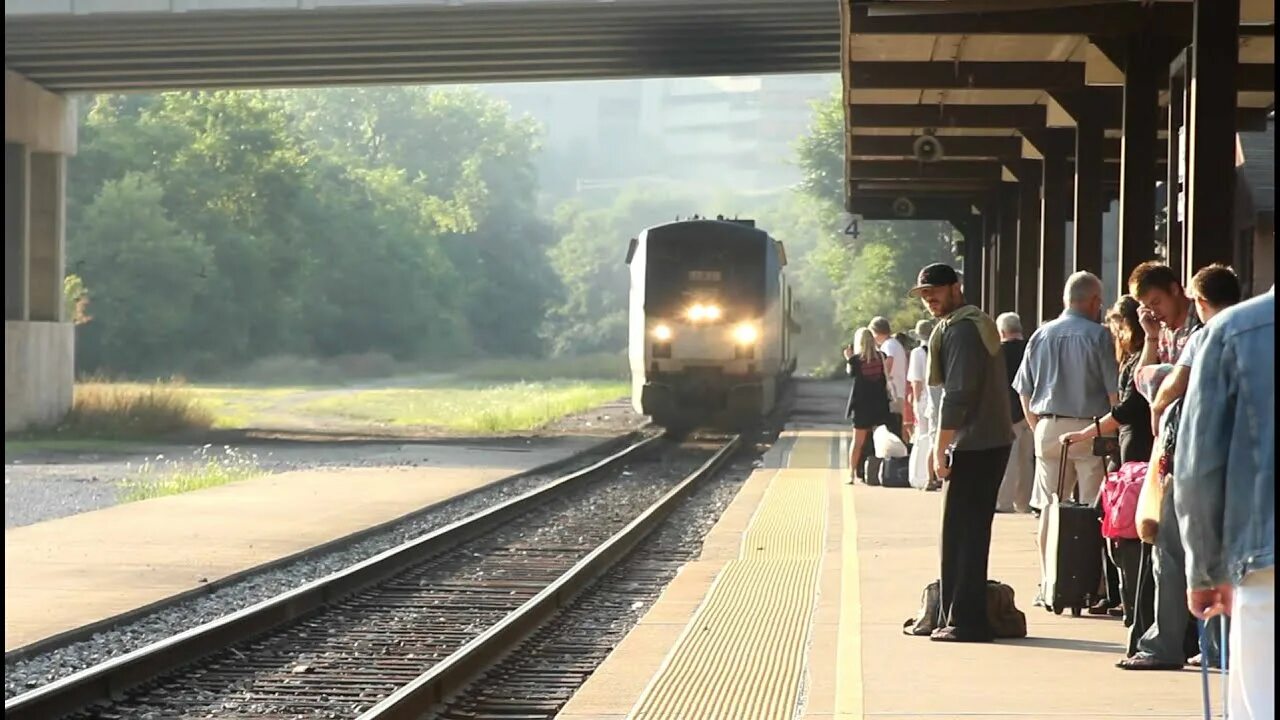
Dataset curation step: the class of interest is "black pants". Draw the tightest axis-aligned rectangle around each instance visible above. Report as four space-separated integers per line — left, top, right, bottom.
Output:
939 445 1011 638
1103 545 1122 606
1108 538 1143 626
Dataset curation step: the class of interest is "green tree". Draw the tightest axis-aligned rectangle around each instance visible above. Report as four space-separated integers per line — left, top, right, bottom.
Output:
70 172 213 375
66 87 554 376
789 93 959 359
795 91 846 205
543 185 704 356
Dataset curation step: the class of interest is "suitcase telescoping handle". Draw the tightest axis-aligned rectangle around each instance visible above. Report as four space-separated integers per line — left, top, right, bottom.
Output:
1056 439 1079 503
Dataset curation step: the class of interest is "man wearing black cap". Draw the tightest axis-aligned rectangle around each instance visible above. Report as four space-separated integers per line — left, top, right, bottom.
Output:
909 263 1014 642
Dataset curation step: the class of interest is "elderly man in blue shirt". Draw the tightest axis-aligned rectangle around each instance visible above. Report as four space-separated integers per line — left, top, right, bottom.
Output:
1174 287 1274 720
1013 271 1119 608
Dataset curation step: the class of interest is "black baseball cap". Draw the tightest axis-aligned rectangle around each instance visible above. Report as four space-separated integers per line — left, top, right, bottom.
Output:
908 263 960 298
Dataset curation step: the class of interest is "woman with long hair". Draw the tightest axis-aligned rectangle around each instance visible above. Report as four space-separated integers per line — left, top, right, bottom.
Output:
844 327 891 484
1059 295 1154 644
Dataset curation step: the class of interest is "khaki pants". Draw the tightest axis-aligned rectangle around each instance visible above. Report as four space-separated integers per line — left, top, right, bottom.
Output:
1033 416 1106 591
1032 416 1105 508
996 419 1034 513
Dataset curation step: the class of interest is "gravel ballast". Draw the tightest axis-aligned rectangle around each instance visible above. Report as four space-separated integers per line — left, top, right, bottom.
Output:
3 436 643 698
61 443 713 718
439 452 757 719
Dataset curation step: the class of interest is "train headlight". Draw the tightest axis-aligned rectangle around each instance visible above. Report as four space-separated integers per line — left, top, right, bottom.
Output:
652 324 674 341
685 303 722 322
732 323 759 345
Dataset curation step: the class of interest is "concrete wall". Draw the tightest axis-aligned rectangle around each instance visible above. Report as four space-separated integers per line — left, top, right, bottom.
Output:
6 70 76 431
5 321 74 432
4 71 76 155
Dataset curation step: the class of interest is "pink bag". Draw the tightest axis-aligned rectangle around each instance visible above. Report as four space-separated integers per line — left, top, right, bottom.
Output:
1101 461 1146 540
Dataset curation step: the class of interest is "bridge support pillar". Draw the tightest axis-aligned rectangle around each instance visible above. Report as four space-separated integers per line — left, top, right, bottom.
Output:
5 70 77 432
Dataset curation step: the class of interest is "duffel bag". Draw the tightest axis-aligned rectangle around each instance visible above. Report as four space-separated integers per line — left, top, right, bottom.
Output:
879 455 911 488
1100 461 1146 540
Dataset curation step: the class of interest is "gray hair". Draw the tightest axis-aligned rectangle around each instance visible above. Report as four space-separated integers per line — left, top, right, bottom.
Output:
996 312 1022 335
868 316 891 335
1063 271 1103 307
913 319 935 340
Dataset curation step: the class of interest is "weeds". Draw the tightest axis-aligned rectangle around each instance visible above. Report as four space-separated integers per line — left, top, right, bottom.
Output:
58 380 215 439
119 445 261 502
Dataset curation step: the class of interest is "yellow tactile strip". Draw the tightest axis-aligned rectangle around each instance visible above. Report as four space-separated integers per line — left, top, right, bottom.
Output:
629 435 833 720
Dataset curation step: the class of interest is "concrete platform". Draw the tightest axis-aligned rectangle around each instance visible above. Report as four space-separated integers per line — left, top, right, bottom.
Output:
559 423 1219 719
3 436 600 652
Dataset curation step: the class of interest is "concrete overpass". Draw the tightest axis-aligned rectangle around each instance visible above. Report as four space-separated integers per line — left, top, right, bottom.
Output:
839 0 1275 326
4 0 839 90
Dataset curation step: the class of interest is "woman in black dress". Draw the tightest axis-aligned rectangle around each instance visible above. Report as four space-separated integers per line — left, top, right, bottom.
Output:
844 327 891 484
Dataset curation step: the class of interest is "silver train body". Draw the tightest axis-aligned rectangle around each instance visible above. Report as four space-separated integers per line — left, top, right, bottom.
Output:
626 219 798 429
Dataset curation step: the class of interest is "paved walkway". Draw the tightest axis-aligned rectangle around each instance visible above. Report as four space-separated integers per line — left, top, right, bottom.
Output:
4 437 599 652
559 427 1218 719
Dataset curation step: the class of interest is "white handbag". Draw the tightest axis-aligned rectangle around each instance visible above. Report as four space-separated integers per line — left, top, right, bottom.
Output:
908 430 933 489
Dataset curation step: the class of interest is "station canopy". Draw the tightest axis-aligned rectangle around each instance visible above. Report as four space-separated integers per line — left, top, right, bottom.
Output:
841 0 1275 222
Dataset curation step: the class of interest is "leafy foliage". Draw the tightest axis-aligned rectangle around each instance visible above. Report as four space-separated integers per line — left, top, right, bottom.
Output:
542 185 705 356
65 84 956 381
790 94 959 357
67 88 556 376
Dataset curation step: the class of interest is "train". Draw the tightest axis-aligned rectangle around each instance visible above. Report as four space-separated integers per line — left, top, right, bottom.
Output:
626 217 799 430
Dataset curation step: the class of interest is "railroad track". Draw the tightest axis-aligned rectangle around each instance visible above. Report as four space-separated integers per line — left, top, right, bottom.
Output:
4 431 645 672
6 432 740 720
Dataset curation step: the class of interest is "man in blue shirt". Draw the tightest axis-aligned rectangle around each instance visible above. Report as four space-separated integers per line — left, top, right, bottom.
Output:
1013 271 1119 606
1174 287 1274 719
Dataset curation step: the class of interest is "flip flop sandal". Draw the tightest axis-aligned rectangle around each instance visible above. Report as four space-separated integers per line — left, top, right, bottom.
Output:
1116 656 1183 671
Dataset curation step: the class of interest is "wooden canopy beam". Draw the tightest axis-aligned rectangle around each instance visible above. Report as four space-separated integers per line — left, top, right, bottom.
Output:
848 61 1085 90
848 3 1196 36
848 195 975 218
848 103 1046 129
848 159 1005 181
848 135 1023 159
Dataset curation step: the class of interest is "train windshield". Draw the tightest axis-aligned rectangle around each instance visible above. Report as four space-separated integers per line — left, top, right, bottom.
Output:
644 227 767 319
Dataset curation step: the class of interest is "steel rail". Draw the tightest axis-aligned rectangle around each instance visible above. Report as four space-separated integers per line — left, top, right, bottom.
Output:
358 434 741 720
3 429 645 665
4 433 664 720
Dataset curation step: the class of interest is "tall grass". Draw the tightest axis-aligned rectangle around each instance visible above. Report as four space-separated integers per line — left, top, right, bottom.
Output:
59 380 215 439
457 354 628 382
301 381 629 433
119 445 261 502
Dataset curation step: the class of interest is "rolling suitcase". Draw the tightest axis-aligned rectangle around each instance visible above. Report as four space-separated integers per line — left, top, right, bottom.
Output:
1043 441 1103 617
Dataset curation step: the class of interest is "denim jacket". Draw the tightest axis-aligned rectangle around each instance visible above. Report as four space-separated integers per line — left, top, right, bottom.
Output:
1173 288 1275 589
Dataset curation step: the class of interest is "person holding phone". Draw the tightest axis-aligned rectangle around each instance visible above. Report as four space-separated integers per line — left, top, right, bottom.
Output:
908 264 1013 643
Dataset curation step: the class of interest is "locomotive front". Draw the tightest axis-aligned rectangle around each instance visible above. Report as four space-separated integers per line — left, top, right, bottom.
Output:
627 219 786 430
